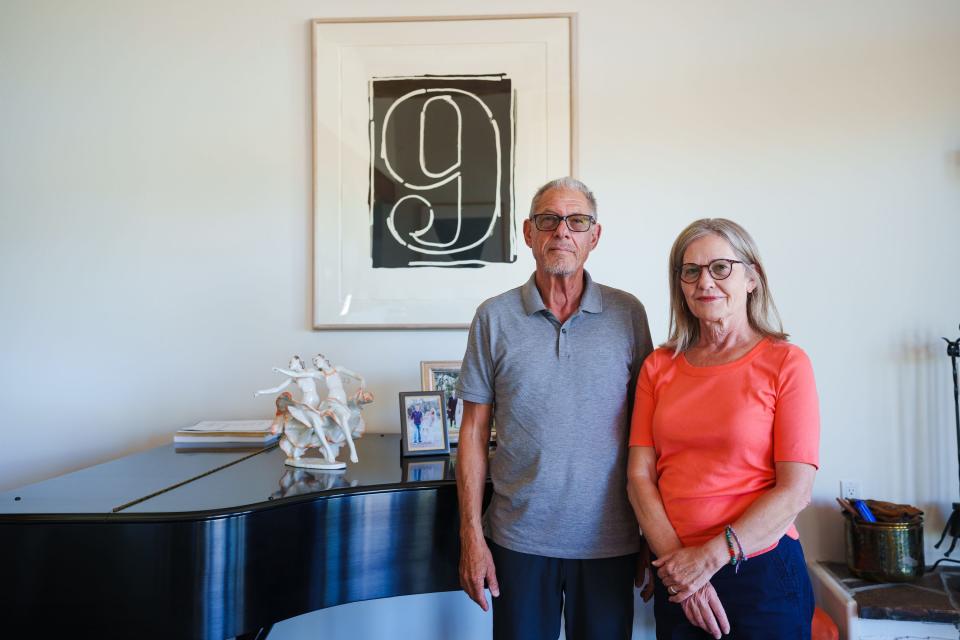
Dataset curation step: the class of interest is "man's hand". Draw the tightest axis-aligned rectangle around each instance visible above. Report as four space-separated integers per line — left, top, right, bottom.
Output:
459 535 500 611
635 536 654 602
680 583 730 639
455 401 496 610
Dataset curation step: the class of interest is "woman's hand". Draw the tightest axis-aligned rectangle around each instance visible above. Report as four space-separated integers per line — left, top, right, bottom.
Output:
652 539 726 602
680 583 730 639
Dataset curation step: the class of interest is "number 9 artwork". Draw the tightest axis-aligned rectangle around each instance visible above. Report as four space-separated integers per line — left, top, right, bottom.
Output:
369 74 516 269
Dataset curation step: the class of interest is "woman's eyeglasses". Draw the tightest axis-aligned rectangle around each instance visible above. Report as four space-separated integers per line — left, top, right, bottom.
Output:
677 259 744 284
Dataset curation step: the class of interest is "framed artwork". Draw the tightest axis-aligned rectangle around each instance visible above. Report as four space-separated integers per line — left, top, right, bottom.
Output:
399 391 451 456
312 14 575 328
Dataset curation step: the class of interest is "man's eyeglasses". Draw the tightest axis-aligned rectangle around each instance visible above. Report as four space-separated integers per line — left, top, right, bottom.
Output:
677 259 744 284
530 213 596 233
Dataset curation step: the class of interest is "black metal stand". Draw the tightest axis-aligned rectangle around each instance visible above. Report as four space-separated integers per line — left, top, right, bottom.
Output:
933 326 960 569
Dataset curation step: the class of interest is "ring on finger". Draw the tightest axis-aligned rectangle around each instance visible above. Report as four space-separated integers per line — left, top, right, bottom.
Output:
667 585 678 595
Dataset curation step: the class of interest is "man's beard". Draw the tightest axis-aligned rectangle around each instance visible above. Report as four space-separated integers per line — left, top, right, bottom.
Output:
542 256 576 276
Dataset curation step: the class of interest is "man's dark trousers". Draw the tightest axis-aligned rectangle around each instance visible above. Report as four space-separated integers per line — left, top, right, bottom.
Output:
489 539 636 640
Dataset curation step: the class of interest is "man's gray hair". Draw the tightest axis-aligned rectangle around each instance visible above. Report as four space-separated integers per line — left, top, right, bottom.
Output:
528 177 597 218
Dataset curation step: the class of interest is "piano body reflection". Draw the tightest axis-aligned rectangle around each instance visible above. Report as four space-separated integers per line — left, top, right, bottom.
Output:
0 435 487 638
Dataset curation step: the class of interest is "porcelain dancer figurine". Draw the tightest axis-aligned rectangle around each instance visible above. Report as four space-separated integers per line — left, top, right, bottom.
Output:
270 392 344 469
254 356 322 408
312 354 373 459
258 354 373 470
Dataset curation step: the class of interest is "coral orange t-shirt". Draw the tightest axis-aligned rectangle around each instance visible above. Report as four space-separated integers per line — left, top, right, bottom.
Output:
629 338 819 552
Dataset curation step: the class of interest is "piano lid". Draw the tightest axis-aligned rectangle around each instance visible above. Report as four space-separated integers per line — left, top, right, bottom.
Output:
0 434 457 518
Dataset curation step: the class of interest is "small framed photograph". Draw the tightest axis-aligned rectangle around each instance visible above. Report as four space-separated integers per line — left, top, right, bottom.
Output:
399 391 450 457
421 361 465 444
420 360 498 446
402 457 451 482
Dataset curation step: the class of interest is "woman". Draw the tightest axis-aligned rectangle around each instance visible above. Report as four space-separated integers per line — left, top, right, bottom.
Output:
628 219 819 639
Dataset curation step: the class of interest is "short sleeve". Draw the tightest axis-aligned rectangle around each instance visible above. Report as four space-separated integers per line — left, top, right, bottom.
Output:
456 306 495 405
629 356 658 447
773 346 820 468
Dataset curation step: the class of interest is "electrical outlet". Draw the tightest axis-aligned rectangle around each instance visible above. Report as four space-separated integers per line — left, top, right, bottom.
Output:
840 479 861 500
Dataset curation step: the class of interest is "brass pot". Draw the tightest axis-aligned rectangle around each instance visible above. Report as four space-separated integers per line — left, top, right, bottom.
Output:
844 514 924 582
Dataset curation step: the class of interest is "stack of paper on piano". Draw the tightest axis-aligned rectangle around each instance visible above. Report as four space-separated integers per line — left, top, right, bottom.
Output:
174 420 278 451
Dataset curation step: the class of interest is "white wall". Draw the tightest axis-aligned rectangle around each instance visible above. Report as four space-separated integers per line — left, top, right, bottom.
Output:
1 0 959 637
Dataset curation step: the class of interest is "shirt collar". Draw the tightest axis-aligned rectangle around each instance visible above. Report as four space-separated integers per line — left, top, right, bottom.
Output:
520 270 603 316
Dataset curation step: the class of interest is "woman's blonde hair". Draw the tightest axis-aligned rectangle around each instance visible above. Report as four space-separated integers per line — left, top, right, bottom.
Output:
665 218 788 353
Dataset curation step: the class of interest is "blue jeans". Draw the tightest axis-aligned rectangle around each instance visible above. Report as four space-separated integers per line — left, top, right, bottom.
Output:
653 535 814 639
489 539 636 640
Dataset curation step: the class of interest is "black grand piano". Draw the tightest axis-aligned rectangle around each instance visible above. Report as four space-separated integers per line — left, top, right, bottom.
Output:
0 435 486 638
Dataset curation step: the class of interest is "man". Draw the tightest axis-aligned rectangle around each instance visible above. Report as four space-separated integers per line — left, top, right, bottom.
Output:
411 404 424 444
447 393 458 429
455 177 654 639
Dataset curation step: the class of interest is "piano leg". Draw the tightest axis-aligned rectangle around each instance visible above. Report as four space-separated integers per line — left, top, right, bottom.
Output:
235 624 272 640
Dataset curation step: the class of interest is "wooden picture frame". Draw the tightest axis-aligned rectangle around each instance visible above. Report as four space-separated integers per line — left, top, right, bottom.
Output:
420 360 496 446
420 360 464 444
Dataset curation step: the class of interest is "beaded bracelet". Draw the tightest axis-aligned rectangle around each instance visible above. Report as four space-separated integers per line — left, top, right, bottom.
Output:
724 525 747 573
724 528 737 565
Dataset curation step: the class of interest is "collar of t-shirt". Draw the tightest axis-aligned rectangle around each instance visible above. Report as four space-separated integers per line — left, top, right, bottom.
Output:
519 270 603 317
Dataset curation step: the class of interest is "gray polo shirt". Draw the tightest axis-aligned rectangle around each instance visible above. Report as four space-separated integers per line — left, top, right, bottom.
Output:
456 271 653 558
